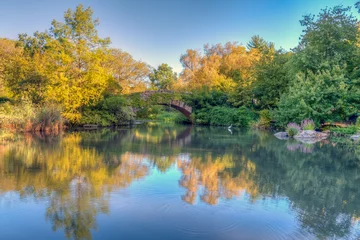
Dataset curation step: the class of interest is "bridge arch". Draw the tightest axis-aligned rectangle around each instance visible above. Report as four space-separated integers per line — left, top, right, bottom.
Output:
128 90 193 122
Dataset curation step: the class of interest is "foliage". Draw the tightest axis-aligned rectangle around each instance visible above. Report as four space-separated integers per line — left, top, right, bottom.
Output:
292 5 359 76
276 68 357 126
194 106 252 127
301 119 315 130
0 100 35 131
251 51 293 109
330 126 358 135
155 110 190 124
0 100 62 132
3 3 360 129
149 63 177 90
178 42 260 93
105 48 150 94
0 38 21 97
8 5 112 122
286 122 301 137
253 109 272 129
80 96 134 126
1 5 151 125
183 88 230 110
33 104 62 132
135 105 163 120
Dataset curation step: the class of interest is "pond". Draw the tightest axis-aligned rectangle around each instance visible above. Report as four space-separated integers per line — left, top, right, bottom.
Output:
1 124 360 240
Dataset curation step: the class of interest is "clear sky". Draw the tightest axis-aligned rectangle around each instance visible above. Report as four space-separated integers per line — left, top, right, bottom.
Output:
0 0 358 73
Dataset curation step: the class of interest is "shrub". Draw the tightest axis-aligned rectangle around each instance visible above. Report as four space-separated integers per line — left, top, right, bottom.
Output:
276 68 357 126
235 106 254 128
0 101 62 132
286 122 301 137
0 100 35 131
194 109 211 125
33 104 62 132
301 119 315 130
205 106 253 127
356 117 360 128
135 105 163 120
253 109 272 129
209 107 235 126
156 111 177 123
80 96 134 126
330 126 358 135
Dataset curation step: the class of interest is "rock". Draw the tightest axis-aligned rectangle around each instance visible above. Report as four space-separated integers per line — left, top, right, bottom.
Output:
350 134 360 141
274 132 289 140
294 130 328 144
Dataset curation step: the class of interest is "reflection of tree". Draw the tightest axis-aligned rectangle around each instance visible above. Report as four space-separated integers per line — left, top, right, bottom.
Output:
0 133 149 240
1 126 360 239
178 154 259 205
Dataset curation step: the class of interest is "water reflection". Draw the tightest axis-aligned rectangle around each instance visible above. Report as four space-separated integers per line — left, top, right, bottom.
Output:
1 124 360 239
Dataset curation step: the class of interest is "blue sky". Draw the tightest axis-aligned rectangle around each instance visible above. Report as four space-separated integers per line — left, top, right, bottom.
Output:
0 0 358 73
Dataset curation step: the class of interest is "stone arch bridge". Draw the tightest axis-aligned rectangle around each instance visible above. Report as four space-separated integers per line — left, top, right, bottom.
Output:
127 90 193 122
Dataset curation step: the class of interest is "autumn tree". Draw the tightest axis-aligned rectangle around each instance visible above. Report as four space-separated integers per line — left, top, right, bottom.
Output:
106 49 150 94
0 38 21 97
8 5 112 122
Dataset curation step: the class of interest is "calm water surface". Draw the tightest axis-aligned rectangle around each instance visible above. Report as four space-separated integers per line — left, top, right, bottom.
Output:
1 124 360 240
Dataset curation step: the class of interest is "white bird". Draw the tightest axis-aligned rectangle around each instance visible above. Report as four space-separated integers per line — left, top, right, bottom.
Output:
228 124 232 129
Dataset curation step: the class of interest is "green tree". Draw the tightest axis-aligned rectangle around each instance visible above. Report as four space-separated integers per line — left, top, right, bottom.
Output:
276 67 356 125
247 35 275 57
252 50 293 109
292 5 359 76
149 63 177 90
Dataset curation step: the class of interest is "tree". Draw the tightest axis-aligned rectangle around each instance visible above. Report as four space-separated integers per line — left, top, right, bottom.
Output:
149 63 177 90
292 5 359 76
276 67 356 125
251 50 293 109
105 49 150 94
0 38 21 97
247 35 275 57
9 4 112 122
179 42 260 94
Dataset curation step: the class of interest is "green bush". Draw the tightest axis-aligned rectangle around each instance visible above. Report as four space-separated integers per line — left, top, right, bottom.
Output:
155 111 190 124
253 109 272 129
286 122 301 137
330 126 358 135
194 109 211 125
356 117 360 128
206 106 252 127
135 105 163 120
80 96 134 126
276 68 357 127
301 119 315 130
183 88 231 111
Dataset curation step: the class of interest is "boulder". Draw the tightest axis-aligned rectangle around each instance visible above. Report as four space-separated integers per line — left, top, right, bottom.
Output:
350 134 360 141
294 130 328 144
274 132 289 140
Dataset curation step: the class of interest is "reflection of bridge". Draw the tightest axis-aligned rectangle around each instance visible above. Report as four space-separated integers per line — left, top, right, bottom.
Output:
135 90 193 122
